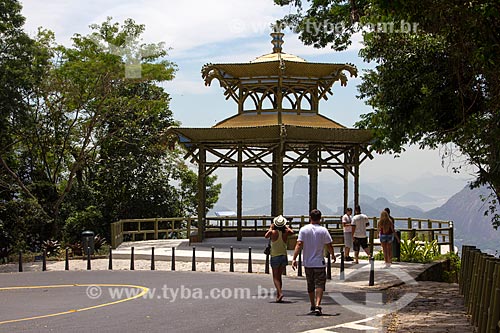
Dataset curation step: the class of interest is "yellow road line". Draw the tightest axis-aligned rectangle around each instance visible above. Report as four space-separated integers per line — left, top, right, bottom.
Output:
0 284 149 325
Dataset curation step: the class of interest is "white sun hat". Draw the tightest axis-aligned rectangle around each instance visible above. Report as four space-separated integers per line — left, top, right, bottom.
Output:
273 215 287 227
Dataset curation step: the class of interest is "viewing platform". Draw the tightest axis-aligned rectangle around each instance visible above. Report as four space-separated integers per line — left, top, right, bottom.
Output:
110 215 455 255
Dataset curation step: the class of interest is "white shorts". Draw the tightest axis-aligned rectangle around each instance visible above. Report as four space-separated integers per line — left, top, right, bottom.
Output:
344 232 353 249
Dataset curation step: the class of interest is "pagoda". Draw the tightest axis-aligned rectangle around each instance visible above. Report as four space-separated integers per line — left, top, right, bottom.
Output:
167 32 373 241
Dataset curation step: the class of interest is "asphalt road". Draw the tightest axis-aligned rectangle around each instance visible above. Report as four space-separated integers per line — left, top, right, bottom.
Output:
0 271 384 332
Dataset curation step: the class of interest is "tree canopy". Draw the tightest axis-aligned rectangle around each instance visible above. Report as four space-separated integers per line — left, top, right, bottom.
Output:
0 4 221 253
276 0 500 228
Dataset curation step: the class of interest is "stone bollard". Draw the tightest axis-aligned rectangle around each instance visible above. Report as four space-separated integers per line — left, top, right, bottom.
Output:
248 247 252 273
340 248 345 281
265 251 270 274
229 246 234 272
65 248 69 271
87 247 92 270
171 247 176 271
109 248 113 270
130 247 134 271
18 251 23 272
326 255 331 280
42 250 47 271
369 257 375 286
211 247 215 272
151 247 155 271
298 250 303 277
192 247 196 271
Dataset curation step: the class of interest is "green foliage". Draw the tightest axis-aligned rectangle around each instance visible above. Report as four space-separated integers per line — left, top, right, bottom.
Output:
0 9 221 252
276 0 500 229
440 252 461 283
373 250 384 261
400 237 440 263
63 206 104 244
42 239 61 257
0 198 50 253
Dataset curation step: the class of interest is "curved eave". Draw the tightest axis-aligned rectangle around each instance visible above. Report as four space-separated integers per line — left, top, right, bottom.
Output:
202 61 357 84
166 125 373 146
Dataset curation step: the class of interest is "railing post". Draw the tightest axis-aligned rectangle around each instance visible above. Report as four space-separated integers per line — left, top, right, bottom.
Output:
187 217 192 246
469 251 483 321
448 221 454 253
410 228 417 240
392 230 401 262
369 228 374 256
154 219 158 240
486 261 500 333
111 222 116 249
473 254 488 327
479 257 496 333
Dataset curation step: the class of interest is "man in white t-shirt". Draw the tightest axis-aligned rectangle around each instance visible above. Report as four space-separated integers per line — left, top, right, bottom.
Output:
351 205 371 264
292 209 335 316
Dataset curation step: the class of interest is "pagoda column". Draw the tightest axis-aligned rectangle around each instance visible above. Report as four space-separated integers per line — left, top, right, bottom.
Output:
354 146 360 209
237 146 243 241
308 147 318 212
197 147 206 241
272 147 284 216
343 152 349 212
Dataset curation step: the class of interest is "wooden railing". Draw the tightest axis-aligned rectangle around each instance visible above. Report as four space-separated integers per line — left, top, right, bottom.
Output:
460 245 500 332
110 217 193 249
111 215 454 253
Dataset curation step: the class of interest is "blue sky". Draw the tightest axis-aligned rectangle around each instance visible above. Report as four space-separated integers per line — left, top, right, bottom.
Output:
20 0 473 186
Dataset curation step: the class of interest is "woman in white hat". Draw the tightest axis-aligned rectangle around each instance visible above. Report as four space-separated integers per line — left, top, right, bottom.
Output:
265 215 294 302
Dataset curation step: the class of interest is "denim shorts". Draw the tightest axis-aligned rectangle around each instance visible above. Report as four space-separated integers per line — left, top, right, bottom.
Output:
270 255 288 268
380 234 394 243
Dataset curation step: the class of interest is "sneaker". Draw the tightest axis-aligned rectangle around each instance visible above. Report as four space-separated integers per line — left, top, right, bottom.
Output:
314 306 322 316
309 305 316 314
345 256 354 262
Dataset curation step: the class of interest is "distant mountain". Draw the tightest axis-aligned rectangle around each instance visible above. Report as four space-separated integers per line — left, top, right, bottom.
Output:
210 174 499 254
364 175 466 199
336 195 426 218
396 192 434 203
426 186 500 254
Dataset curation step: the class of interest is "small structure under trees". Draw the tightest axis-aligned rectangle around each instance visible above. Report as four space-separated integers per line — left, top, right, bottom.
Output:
167 32 373 241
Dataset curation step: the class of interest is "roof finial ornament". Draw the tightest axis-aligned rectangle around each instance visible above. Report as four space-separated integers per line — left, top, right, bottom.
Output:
270 24 284 54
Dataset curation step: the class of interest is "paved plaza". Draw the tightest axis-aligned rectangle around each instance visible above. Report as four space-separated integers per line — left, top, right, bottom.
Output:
0 238 474 332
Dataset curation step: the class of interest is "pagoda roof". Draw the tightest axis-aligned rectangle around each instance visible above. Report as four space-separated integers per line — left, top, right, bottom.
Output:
250 52 306 63
167 125 373 146
213 112 345 129
202 60 357 86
